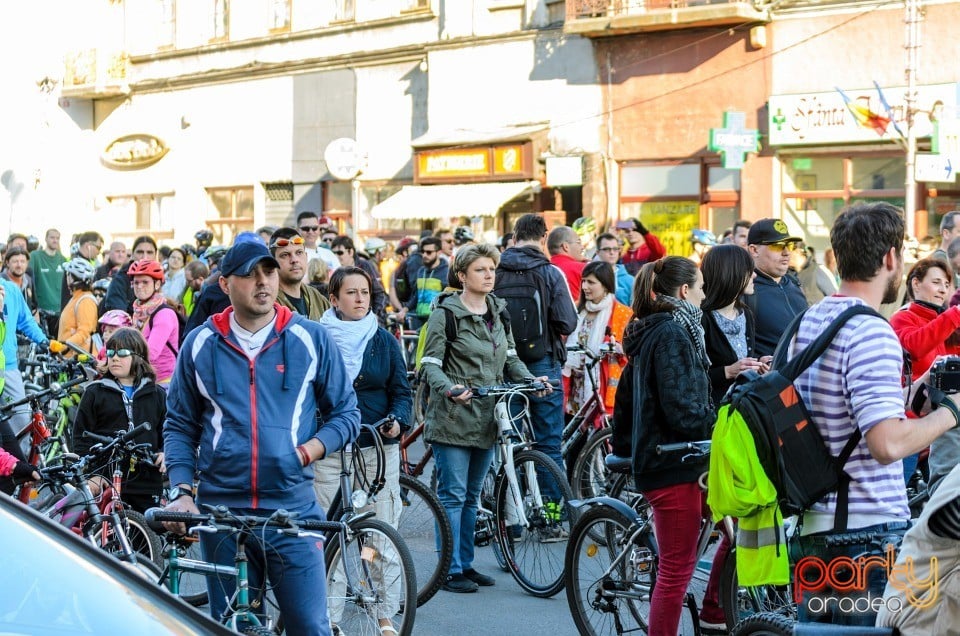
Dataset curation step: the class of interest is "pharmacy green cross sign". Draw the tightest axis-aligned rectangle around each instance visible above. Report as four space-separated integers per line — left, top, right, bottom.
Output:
708 111 760 170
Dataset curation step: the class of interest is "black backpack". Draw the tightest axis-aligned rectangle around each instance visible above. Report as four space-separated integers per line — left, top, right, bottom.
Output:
148 304 187 355
723 304 883 531
493 265 551 363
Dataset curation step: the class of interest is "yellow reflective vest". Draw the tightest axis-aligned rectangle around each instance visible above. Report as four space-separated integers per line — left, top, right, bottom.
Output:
707 404 790 586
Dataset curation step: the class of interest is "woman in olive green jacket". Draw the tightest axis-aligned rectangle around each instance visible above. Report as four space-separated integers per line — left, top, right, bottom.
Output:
420 243 544 593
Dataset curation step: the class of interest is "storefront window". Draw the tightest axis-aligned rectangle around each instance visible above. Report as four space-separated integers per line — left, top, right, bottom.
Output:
781 154 905 248
621 163 739 256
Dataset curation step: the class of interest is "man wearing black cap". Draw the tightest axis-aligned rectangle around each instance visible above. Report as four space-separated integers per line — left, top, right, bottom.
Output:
162 240 360 636
615 217 667 275
743 218 810 357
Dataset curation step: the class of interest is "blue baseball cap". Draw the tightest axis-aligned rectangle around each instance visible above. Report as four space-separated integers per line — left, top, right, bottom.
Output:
219 242 279 277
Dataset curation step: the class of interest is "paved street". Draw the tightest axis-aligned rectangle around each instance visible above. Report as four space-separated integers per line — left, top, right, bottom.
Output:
411 539 580 636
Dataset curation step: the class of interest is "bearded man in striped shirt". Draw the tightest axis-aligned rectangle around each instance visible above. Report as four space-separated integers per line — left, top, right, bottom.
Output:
787 201 960 627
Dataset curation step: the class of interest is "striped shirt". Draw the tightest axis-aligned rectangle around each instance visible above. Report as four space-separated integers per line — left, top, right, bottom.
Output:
790 296 909 530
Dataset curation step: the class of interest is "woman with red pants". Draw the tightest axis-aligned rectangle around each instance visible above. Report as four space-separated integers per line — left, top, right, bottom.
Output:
611 256 716 635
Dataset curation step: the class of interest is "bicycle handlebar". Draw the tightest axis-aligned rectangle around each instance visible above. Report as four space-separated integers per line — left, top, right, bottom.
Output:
655 440 712 455
0 375 88 412
145 505 343 535
446 379 559 399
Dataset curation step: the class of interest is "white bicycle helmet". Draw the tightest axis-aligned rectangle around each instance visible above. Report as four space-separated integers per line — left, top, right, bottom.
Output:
62 258 95 284
364 237 387 254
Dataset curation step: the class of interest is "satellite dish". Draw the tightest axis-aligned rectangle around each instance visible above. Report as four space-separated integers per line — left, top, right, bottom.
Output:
324 138 362 180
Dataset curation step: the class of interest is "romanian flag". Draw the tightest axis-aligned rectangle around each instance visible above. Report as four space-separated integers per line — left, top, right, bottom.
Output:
835 87 890 135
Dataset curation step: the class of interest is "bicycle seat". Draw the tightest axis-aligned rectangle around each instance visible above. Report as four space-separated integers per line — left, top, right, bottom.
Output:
794 626 898 636
604 454 631 474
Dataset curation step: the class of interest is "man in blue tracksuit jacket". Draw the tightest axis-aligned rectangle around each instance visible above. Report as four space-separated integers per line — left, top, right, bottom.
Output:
162 241 359 636
0 279 49 494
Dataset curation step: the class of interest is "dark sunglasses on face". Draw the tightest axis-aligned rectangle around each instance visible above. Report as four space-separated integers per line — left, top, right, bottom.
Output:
270 236 305 249
333 250 346 255
299 225 320 232
106 349 134 359
421 249 437 255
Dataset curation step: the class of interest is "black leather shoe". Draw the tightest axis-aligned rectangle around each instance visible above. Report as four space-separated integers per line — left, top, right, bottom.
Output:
463 568 495 586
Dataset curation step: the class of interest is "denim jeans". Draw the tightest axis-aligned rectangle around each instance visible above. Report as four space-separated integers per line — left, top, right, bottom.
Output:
643 481 704 636
790 521 910 626
199 500 331 636
522 356 565 499
433 443 495 576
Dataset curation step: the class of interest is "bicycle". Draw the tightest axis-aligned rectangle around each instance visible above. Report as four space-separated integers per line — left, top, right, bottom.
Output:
566 440 789 635
33 423 163 576
7 374 89 503
561 342 620 501
456 378 575 598
385 312 421 374
147 505 344 635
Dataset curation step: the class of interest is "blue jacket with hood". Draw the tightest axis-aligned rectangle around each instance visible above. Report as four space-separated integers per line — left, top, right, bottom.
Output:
164 304 360 511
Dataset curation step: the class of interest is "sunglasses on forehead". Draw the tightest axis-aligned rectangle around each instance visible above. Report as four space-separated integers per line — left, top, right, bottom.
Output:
270 236 305 249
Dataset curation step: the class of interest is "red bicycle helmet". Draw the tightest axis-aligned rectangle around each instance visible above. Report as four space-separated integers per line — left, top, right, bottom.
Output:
128 259 166 283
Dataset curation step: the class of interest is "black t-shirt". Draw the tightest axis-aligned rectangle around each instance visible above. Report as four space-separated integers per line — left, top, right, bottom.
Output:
288 293 307 316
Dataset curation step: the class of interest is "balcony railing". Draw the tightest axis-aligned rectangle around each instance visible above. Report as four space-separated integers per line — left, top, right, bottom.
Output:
62 48 130 98
566 0 769 35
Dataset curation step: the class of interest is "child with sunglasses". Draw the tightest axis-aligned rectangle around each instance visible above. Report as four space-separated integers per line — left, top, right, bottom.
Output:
71 327 167 513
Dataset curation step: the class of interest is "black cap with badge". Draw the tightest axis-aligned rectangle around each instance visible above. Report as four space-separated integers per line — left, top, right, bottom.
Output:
747 218 802 245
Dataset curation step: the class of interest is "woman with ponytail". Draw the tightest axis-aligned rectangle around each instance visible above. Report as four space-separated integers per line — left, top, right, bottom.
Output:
610 256 717 635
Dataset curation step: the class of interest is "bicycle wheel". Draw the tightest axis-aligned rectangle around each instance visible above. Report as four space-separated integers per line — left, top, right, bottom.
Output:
124 509 164 568
565 504 657 635
571 428 614 501
325 518 417 636
413 378 429 427
729 611 795 636
397 473 452 607
171 536 210 607
719 547 795 629
479 467 508 572
493 448 574 598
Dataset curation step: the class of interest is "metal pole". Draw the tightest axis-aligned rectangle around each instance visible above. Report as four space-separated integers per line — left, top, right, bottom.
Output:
904 0 921 236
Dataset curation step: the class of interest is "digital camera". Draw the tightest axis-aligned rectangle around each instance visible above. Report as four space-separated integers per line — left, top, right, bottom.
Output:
930 356 960 394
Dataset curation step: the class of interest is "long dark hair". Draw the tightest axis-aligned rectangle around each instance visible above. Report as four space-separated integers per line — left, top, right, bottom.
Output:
104 327 156 383
577 261 616 312
700 244 755 312
631 256 699 318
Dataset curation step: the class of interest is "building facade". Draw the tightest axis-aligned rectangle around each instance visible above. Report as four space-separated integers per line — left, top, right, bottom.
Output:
32 0 604 247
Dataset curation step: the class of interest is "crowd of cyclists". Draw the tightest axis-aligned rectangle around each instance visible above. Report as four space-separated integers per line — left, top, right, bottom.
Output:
2 205 959 635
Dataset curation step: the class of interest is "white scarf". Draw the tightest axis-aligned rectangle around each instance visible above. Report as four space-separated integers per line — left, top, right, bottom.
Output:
563 293 615 379
319 307 378 381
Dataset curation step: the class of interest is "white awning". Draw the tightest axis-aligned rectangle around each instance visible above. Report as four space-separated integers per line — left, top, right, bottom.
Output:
370 181 539 220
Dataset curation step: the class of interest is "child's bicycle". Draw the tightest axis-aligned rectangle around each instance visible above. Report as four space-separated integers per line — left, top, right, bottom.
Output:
32 423 163 575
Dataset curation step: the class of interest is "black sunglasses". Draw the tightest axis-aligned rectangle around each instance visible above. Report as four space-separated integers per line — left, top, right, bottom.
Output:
299 225 320 232
106 348 134 359
332 250 346 255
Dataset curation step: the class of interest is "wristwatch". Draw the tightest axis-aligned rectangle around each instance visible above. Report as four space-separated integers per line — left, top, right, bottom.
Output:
167 484 194 501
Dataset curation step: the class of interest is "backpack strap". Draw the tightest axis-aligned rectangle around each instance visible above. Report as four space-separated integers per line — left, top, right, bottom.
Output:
148 305 179 356
832 428 863 532
777 305 884 382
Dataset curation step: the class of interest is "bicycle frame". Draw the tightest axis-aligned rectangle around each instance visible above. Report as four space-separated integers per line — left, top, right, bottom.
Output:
399 420 432 479
560 347 615 459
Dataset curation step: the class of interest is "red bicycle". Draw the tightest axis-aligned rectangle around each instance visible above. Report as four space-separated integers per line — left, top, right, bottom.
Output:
561 340 622 501
7 374 89 504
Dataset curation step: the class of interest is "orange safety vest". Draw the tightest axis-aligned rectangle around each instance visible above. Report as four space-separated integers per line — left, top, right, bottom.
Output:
600 301 633 411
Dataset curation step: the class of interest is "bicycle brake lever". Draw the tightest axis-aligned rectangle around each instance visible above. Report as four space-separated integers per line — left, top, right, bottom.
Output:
189 525 219 535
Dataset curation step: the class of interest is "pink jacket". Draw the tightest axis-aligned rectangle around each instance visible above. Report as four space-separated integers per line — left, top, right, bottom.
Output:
142 306 179 384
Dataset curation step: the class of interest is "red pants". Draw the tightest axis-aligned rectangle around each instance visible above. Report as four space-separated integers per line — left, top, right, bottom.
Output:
644 482 703 635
